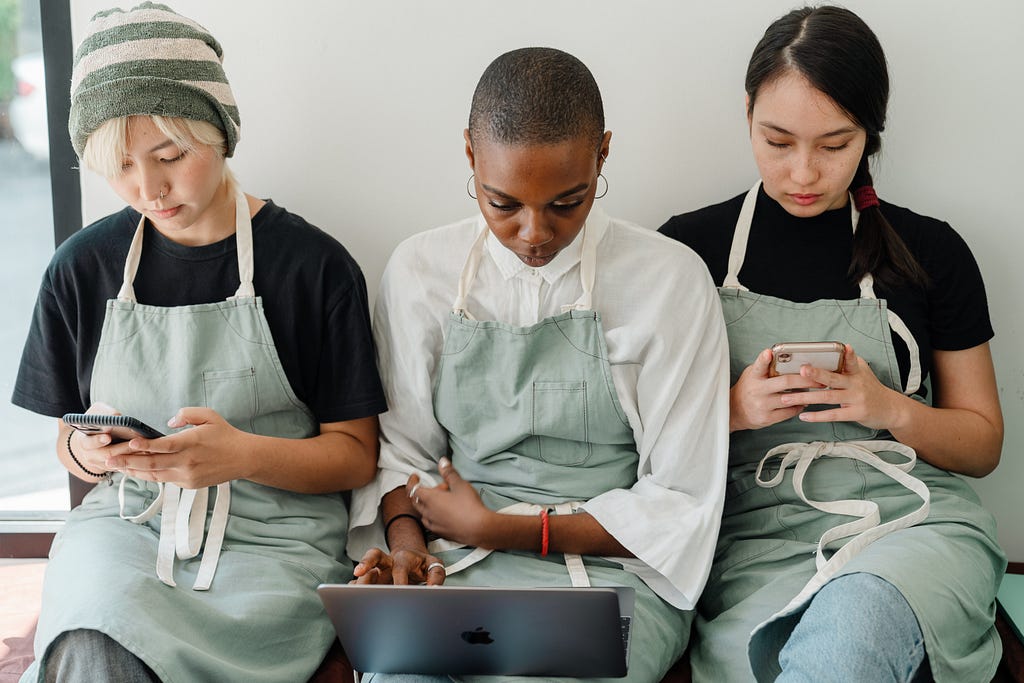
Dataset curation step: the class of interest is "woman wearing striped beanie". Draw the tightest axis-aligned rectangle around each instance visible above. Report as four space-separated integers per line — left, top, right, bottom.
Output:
14 4 386 682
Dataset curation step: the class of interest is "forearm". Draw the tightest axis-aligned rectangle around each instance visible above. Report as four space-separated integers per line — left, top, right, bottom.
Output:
478 510 633 558
244 417 379 493
886 394 1002 476
382 486 428 552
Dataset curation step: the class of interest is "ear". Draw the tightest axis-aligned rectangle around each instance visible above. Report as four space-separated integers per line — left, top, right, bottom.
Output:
598 130 612 171
464 129 475 170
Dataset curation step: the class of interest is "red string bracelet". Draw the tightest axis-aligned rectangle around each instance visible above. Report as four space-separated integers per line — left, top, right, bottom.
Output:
853 185 880 211
540 508 550 557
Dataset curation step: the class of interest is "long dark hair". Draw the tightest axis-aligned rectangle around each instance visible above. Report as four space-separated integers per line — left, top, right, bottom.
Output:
746 6 928 289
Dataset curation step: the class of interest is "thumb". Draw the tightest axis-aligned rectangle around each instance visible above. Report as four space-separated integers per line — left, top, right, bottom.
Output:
842 344 859 373
438 457 462 486
167 406 220 429
750 347 774 377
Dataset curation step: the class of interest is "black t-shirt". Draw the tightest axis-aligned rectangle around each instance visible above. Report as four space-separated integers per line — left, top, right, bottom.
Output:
658 186 994 395
13 201 387 423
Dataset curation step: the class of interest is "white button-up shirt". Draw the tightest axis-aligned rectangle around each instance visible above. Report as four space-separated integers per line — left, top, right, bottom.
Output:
349 207 729 609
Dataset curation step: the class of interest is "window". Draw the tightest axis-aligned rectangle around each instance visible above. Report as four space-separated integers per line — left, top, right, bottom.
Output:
0 0 80 556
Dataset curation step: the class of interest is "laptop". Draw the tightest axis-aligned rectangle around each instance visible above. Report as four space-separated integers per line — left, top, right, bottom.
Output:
317 583 635 677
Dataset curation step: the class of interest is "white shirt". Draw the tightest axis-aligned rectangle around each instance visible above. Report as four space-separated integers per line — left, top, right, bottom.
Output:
349 207 730 609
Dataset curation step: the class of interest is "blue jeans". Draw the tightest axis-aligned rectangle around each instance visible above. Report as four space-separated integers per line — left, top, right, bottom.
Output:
777 572 929 682
44 629 159 683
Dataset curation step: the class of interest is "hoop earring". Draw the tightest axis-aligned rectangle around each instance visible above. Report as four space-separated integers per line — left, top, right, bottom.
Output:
595 173 608 199
466 174 477 200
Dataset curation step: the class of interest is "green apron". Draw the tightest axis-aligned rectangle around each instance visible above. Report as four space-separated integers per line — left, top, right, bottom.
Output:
25 192 352 683
399 224 691 683
690 182 1005 683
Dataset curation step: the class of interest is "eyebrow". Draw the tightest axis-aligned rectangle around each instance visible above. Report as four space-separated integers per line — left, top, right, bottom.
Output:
758 122 859 138
481 182 590 203
146 139 178 154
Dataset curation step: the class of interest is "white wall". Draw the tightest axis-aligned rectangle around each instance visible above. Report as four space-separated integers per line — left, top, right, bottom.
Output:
72 1 1024 559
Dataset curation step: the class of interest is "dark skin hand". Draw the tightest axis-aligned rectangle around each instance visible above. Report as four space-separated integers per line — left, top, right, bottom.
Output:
351 458 632 586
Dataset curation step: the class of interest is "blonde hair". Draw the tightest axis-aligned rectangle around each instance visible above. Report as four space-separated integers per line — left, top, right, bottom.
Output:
82 115 238 196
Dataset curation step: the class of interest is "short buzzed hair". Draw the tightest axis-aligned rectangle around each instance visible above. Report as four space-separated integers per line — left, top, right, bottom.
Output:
468 47 604 147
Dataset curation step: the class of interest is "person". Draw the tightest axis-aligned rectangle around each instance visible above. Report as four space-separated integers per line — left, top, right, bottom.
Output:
11 3 386 681
659 6 1006 682
346 47 730 682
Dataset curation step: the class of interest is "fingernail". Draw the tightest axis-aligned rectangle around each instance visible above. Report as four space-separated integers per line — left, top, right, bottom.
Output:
439 457 451 468
100 435 111 445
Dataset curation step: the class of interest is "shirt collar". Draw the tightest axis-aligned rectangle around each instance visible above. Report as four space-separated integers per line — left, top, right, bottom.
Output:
482 206 610 283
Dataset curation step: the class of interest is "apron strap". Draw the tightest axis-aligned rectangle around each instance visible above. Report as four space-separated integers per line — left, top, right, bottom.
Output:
452 224 490 319
118 477 232 590
118 189 256 304
428 500 590 587
229 190 256 299
857 274 923 396
755 440 930 573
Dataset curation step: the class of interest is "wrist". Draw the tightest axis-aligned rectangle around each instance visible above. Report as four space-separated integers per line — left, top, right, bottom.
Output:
885 390 918 434
66 430 110 480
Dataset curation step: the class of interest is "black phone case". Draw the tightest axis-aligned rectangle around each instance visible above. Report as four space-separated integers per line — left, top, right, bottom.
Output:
62 413 165 441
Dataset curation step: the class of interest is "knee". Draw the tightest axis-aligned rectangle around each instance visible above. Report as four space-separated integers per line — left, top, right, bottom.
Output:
779 573 926 682
812 573 922 649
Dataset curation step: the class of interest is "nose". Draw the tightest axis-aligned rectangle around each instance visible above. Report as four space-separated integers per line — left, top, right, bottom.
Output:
137 166 166 202
517 209 554 247
790 149 819 186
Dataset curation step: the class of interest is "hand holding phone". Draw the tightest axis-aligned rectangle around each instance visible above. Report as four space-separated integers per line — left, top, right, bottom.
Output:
63 413 165 442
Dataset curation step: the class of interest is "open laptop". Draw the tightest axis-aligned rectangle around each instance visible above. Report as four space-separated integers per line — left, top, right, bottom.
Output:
317 583 635 677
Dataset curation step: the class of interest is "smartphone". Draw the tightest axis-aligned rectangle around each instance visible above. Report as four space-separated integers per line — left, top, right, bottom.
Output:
62 413 165 442
768 341 845 377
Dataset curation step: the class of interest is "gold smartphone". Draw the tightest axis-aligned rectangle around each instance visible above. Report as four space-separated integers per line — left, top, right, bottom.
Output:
768 341 845 377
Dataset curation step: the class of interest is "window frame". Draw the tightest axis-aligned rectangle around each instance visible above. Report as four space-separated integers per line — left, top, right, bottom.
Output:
0 0 81 558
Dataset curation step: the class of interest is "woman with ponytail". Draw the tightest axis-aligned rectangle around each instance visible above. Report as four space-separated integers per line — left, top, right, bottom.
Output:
660 6 1004 682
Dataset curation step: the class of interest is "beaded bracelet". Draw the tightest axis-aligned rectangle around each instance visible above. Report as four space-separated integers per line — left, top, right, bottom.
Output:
384 513 425 543
540 508 550 557
66 430 110 480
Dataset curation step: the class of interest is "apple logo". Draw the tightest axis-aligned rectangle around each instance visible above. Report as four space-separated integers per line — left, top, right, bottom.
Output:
460 627 494 645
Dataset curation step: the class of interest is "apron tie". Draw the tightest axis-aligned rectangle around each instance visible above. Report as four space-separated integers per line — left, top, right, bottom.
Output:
118 478 231 590
755 440 930 574
427 501 591 587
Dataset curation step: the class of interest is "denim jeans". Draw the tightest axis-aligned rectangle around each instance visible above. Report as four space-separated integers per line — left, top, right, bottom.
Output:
44 629 159 683
776 572 929 682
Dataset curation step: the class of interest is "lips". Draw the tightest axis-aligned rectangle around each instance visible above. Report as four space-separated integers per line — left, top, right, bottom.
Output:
151 205 181 220
518 252 556 267
789 193 821 206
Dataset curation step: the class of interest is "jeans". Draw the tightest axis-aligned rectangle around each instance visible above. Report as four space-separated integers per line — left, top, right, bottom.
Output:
777 572 929 682
44 629 160 683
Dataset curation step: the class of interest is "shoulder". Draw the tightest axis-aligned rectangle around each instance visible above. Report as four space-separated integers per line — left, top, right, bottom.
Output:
48 207 136 287
657 191 746 246
879 200 979 269
384 215 480 281
601 218 718 305
254 201 366 287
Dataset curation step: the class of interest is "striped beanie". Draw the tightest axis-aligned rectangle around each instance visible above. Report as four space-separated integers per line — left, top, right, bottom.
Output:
69 2 240 158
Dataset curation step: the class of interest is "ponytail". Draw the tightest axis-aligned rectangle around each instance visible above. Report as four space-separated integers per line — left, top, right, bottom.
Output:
848 156 929 290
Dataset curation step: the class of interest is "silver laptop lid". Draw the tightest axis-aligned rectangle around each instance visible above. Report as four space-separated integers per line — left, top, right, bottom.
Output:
317 584 634 677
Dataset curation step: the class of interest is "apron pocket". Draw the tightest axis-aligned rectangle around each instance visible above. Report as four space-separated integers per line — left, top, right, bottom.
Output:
203 367 257 433
532 380 592 466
